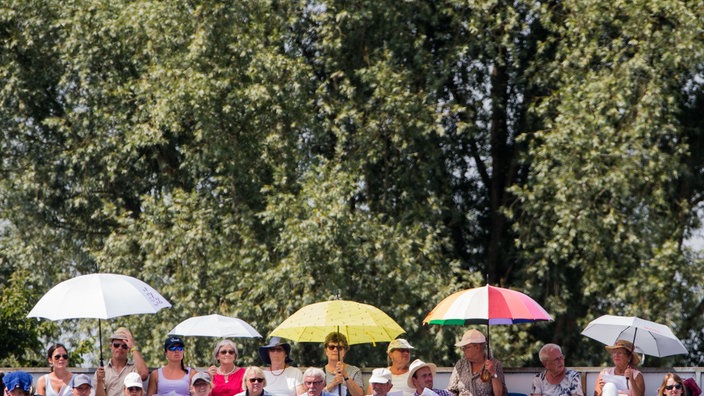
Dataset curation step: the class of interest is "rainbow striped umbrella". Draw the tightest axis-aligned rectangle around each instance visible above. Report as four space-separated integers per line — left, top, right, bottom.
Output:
423 284 552 356
423 284 552 325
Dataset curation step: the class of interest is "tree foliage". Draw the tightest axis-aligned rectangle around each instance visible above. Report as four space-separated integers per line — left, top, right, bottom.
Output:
1 0 704 370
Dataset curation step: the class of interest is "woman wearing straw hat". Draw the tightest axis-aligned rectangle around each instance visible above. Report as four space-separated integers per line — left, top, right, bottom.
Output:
593 340 644 396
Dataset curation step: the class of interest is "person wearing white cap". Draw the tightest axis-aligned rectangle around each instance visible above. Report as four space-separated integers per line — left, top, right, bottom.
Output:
447 329 507 396
71 375 93 396
95 327 149 396
530 344 583 396
365 339 415 396
123 373 144 396
407 360 451 396
368 369 393 396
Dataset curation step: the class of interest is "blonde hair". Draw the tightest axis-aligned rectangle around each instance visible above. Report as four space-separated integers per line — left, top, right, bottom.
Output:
242 366 267 389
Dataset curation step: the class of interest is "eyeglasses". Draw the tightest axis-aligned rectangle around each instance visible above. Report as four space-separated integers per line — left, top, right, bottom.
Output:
219 349 236 355
248 378 265 383
168 345 184 351
113 342 129 350
392 348 410 353
665 385 683 391
304 381 323 387
127 388 142 393
54 354 69 360
269 347 285 353
327 345 345 351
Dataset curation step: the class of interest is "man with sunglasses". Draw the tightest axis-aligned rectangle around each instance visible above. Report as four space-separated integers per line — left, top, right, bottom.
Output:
95 327 149 396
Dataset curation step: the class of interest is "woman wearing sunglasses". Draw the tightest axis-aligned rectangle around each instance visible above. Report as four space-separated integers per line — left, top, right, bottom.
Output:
147 336 196 396
322 332 363 396
208 340 245 396
235 367 273 396
658 374 685 396
37 343 74 396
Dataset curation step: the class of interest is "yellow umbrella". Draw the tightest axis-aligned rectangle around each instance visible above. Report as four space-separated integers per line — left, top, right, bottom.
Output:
269 300 404 345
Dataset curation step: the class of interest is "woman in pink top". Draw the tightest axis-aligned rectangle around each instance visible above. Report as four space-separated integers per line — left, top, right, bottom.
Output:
593 340 644 396
208 340 245 396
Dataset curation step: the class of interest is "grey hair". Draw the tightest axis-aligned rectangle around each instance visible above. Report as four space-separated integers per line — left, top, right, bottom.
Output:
539 343 562 363
303 367 326 382
212 339 238 362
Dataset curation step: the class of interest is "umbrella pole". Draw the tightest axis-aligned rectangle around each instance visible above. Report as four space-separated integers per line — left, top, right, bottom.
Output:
337 325 342 396
99 319 104 367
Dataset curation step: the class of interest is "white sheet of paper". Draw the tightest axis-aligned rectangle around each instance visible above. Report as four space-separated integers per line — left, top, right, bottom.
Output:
602 374 629 391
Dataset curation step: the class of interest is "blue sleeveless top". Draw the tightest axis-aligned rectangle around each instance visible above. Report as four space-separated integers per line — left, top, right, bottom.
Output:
156 367 191 396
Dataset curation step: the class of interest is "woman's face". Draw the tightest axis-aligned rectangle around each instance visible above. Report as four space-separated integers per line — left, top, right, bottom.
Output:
664 378 683 396
246 374 265 395
325 342 347 362
50 346 69 368
166 344 185 362
609 348 631 367
217 345 237 365
268 346 287 365
388 348 411 366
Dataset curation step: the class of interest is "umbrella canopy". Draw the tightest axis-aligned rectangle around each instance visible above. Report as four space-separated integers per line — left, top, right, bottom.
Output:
27 273 171 364
28 273 171 319
423 284 553 325
581 314 687 357
168 314 262 338
269 300 405 345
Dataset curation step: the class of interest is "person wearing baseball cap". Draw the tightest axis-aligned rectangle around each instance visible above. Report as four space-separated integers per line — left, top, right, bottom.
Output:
191 372 213 396
407 359 451 396
4 371 34 396
95 327 149 396
368 369 393 396
146 336 196 396
123 372 144 396
447 329 507 396
71 374 93 396
366 339 415 396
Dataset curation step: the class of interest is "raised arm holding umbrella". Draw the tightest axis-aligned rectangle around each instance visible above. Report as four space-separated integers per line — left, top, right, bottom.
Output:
95 327 149 396
322 332 363 396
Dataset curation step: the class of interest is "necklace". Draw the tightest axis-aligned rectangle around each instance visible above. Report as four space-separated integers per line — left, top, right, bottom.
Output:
270 366 286 377
219 366 237 383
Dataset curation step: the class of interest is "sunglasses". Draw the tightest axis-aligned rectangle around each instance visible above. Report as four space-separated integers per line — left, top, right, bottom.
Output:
54 354 69 360
113 342 129 350
269 347 286 353
248 378 265 383
219 349 236 355
127 388 142 393
665 385 683 391
326 345 345 351
168 345 184 351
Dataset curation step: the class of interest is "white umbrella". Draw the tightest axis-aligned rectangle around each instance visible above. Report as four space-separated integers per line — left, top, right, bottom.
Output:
168 314 262 338
581 314 687 357
27 273 172 364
